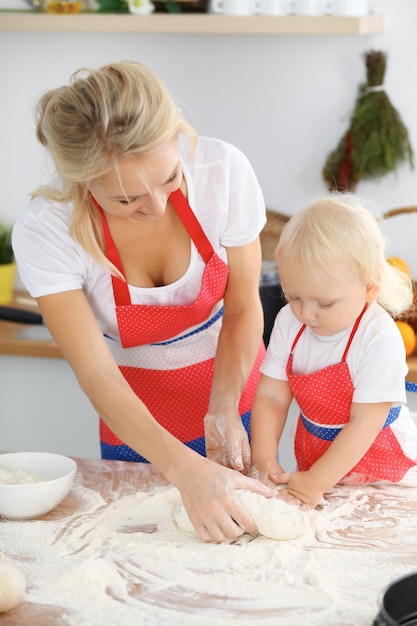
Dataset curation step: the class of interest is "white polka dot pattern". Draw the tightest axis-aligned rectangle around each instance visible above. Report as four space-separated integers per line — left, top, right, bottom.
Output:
100 343 266 456
287 327 417 486
116 254 229 348
96 187 264 461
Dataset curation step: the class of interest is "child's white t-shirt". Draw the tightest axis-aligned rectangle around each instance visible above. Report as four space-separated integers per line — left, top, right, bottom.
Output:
261 300 408 405
262 300 417 466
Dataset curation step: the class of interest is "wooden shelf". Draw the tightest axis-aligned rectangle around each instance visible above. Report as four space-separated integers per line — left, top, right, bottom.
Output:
0 12 384 35
0 291 61 359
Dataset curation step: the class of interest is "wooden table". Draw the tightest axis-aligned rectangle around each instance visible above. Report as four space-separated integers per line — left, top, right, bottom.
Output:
1 457 417 626
0 291 61 359
0 458 169 626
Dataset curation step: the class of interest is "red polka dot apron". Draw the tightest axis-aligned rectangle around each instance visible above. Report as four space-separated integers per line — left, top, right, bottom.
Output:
287 305 417 484
94 189 265 462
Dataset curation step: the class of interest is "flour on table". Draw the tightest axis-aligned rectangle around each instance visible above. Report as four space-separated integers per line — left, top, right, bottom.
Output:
174 489 311 540
3 478 417 626
0 466 41 484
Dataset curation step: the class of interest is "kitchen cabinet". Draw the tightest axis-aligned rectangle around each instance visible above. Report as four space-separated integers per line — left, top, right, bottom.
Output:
0 12 384 35
0 292 99 459
0 353 100 458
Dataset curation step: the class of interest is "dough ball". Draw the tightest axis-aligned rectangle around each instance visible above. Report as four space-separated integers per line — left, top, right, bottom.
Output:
174 489 311 541
236 490 311 540
174 502 195 534
0 556 26 612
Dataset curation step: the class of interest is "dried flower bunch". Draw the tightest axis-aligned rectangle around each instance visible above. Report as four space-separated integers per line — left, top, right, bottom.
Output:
323 50 414 192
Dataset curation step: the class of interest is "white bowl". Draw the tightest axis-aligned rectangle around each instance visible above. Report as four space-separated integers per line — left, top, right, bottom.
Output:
0 452 77 519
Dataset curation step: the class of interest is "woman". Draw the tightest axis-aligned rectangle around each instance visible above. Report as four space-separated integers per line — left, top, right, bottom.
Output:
12 60 274 542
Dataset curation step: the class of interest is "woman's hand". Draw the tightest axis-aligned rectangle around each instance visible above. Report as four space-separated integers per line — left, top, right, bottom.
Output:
175 455 276 543
204 410 251 472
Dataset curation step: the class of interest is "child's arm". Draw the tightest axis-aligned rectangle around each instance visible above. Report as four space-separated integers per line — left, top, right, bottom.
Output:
249 374 293 483
271 401 392 506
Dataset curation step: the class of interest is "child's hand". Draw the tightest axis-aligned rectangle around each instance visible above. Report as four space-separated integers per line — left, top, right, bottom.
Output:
248 461 284 487
269 470 323 508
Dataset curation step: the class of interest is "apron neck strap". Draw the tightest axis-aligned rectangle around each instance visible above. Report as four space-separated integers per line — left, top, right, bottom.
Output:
341 302 368 361
169 189 214 263
92 194 131 305
91 189 215 306
289 303 368 361
290 324 306 353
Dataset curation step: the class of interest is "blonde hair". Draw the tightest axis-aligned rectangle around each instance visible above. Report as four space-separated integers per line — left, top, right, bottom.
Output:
33 60 197 274
276 195 413 317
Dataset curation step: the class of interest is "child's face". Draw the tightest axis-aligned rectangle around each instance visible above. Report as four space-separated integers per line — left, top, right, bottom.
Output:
279 261 376 336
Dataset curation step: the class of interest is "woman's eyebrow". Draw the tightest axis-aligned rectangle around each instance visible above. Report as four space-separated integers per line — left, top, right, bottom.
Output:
107 161 181 200
163 161 181 183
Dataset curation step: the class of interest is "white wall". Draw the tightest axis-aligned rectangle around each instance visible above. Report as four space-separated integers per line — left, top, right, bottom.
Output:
1 1 417 272
1 355 100 458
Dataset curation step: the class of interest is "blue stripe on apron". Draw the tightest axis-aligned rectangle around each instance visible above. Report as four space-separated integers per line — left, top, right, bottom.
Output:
103 306 224 346
300 405 401 442
406 380 417 393
101 408 252 462
155 307 224 346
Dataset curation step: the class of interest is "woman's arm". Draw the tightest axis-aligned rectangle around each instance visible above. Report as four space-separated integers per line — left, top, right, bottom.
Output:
249 375 293 482
37 289 275 542
272 401 391 507
204 237 265 472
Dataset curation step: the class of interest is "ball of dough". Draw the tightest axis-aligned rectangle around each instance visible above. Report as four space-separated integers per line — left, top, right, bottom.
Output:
0 555 26 612
236 490 311 540
174 489 311 541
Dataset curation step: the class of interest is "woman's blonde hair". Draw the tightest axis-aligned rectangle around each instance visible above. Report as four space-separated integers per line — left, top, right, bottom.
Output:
33 60 197 274
275 195 413 316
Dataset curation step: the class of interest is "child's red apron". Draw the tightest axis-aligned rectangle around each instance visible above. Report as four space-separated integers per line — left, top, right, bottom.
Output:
286 305 416 483
95 189 265 461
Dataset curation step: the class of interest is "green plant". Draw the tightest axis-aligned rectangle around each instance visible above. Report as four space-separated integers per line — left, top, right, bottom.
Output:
95 0 129 11
0 223 14 265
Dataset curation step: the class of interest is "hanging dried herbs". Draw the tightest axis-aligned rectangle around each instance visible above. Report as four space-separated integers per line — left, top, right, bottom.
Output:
323 50 414 192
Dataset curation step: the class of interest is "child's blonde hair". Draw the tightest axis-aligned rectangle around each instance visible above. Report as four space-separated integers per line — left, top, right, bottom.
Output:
275 195 413 317
32 60 197 275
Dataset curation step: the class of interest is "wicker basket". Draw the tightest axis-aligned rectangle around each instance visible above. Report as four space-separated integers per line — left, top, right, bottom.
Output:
378 206 417 334
260 209 290 262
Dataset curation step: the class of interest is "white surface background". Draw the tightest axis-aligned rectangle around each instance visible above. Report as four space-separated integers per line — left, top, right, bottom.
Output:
1 0 417 460
1 1 417 271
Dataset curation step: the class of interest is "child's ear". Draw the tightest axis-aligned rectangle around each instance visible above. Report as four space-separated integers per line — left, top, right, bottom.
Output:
365 283 379 303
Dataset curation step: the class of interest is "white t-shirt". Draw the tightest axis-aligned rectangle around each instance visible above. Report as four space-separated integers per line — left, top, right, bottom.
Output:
13 136 266 342
262 301 417 467
261 301 408 405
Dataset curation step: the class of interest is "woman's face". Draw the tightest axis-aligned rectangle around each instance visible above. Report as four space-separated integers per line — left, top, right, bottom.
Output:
278 259 376 336
89 140 182 223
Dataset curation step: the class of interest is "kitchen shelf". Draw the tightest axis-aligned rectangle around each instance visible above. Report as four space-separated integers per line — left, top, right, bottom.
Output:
0 12 384 35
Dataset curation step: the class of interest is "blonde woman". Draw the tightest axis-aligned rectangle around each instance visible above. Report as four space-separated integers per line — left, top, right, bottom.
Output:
250 196 417 508
13 61 274 542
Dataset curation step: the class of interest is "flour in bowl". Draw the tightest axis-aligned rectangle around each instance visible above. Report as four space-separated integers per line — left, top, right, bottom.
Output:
0 466 41 484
